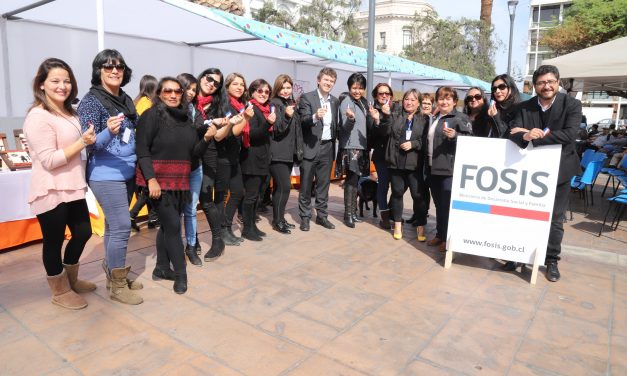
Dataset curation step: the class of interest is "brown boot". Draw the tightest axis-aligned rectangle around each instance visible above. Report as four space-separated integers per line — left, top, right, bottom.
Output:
63 263 96 293
46 270 87 310
103 260 143 291
110 266 143 305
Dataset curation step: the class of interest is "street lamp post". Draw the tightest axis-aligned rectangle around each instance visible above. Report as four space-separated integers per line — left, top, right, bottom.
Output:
507 0 518 76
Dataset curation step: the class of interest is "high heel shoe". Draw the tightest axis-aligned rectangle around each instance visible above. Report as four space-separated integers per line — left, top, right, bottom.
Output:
416 226 426 242
393 222 402 240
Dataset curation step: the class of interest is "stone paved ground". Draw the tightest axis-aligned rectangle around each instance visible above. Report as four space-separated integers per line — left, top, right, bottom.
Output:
0 182 625 375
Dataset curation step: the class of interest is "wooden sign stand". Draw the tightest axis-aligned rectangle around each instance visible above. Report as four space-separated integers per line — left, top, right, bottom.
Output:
444 235 543 285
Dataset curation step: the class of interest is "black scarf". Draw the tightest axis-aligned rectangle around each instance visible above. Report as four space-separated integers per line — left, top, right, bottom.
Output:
89 85 137 121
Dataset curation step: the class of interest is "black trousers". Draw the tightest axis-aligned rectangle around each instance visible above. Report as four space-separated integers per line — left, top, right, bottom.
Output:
36 199 92 276
243 174 266 206
270 161 293 223
129 187 158 222
215 162 244 228
546 180 570 263
298 142 333 219
430 174 453 240
389 169 427 225
152 192 186 275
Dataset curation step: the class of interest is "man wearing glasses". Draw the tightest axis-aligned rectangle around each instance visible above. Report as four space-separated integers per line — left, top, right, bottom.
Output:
297 68 339 231
507 65 582 282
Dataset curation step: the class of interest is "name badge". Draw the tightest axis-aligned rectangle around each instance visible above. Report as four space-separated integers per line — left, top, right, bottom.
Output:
80 148 87 161
122 127 131 144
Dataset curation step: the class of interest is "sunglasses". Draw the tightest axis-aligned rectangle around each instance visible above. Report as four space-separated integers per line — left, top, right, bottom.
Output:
204 75 221 86
377 92 391 97
255 88 270 95
491 84 508 92
465 94 484 102
162 88 183 95
101 63 125 72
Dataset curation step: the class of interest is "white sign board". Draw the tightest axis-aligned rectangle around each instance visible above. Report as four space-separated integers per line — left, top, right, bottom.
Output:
447 137 561 265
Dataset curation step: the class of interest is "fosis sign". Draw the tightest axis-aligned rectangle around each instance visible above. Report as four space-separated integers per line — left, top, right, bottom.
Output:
446 137 561 273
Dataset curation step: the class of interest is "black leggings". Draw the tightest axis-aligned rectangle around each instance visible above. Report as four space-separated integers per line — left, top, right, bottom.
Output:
389 169 427 225
345 171 359 188
36 199 92 276
269 162 293 223
215 162 244 228
152 192 186 275
243 174 266 206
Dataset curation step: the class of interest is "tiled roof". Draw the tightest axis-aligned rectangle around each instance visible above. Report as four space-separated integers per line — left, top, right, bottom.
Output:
191 0 244 16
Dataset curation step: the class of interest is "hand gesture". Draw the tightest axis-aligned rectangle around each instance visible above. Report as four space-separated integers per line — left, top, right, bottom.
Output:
369 105 380 123
381 101 391 115
316 105 328 120
81 123 96 145
487 101 498 117
244 104 254 119
523 128 545 142
285 105 295 118
267 112 276 124
212 117 227 128
510 127 529 135
345 107 355 120
229 113 244 125
148 179 161 200
107 115 123 135
443 127 456 139
400 141 412 151
203 124 217 141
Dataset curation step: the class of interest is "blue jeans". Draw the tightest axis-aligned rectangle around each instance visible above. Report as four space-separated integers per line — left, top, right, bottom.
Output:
373 159 390 210
89 179 134 270
183 165 202 246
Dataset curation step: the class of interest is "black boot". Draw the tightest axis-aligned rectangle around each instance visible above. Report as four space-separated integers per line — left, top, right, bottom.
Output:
185 244 202 267
252 202 266 237
379 209 391 229
194 234 202 255
343 185 355 228
241 202 262 241
204 210 225 262
351 186 362 223
173 273 187 294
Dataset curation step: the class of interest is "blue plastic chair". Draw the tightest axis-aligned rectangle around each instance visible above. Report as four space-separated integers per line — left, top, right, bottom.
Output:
600 154 627 197
570 157 607 219
597 193 627 236
580 149 596 169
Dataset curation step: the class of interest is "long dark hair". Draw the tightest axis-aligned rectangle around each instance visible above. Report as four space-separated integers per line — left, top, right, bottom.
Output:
134 74 157 104
177 73 198 105
491 74 520 110
196 68 228 118
225 72 247 104
30 58 78 115
154 77 188 119
90 49 132 87
271 74 294 100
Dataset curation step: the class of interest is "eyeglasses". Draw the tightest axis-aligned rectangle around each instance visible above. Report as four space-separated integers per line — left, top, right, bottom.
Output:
535 79 558 87
255 88 270 95
162 88 183 95
101 63 125 72
491 84 508 92
377 92 391 97
465 94 484 102
421 102 432 106
204 75 221 86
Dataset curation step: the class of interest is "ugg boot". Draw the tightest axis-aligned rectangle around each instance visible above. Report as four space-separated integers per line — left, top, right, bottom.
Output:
241 202 262 241
343 185 355 228
103 260 143 291
110 266 143 305
379 209 391 229
63 263 96 293
204 210 225 262
46 270 87 310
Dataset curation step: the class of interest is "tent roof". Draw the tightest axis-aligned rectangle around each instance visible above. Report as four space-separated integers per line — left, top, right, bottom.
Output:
1 0 490 90
543 36 627 92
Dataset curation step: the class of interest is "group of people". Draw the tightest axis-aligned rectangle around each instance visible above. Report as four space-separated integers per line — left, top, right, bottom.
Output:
25 47 580 309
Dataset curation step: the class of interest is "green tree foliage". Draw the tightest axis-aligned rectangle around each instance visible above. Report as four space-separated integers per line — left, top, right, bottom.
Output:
402 10 497 82
542 0 627 55
252 0 362 44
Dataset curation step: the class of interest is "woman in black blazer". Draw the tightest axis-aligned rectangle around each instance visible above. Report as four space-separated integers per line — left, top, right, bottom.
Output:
379 89 428 241
239 78 281 241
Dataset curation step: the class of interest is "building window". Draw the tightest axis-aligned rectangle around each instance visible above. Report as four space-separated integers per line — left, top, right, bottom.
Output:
379 32 386 49
402 29 413 48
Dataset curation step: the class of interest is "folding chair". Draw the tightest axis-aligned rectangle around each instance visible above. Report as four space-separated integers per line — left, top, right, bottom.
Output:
570 157 607 219
600 154 627 197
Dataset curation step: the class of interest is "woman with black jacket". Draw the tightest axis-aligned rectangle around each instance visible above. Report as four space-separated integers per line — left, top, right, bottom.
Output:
269 74 303 234
426 86 473 252
379 89 428 241
135 77 213 294
239 78 280 240
463 86 499 138
487 74 521 137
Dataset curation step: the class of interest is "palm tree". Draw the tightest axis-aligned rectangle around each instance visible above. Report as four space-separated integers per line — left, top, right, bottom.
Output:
480 0 493 27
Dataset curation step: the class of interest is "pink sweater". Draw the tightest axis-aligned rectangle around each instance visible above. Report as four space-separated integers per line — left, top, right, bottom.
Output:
23 107 88 215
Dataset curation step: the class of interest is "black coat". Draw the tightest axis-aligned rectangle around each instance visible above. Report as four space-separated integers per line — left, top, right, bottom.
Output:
298 90 339 160
429 109 473 176
507 92 582 184
381 110 428 171
240 106 280 175
270 97 303 163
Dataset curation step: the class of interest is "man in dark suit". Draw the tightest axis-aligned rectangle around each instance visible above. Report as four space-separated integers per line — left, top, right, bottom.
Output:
507 65 582 282
297 68 339 231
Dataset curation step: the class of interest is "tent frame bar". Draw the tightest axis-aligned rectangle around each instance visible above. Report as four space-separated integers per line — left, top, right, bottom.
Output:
187 37 259 47
2 0 56 19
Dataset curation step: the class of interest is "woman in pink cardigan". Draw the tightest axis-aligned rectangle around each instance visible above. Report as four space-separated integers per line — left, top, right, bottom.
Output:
23 58 97 310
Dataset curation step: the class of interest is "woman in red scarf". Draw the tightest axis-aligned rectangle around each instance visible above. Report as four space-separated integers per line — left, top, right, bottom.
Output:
239 79 280 241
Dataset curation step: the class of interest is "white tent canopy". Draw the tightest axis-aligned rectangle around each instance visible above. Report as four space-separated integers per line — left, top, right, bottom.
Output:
544 36 627 93
0 0 489 118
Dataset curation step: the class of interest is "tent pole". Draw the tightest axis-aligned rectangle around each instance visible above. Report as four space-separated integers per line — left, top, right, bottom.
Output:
189 45 195 75
366 0 375 102
0 18 12 116
96 0 104 51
